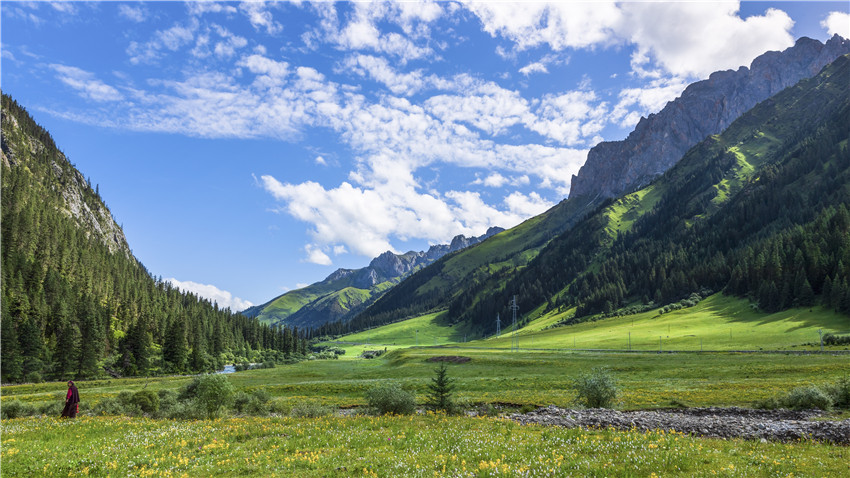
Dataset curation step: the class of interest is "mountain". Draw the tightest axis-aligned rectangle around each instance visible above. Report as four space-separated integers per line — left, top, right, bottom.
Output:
569 34 850 200
1 93 306 383
244 227 504 328
447 54 850 332
321 41 850 337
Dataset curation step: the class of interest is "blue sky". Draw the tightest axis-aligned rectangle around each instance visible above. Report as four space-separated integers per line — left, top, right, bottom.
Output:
2 1 848 311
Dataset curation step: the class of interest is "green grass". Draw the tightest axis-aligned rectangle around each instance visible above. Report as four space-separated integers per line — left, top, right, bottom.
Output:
481 293 850 352
4 414 848 477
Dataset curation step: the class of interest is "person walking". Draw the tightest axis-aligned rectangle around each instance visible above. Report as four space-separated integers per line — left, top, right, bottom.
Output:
60 380 80 418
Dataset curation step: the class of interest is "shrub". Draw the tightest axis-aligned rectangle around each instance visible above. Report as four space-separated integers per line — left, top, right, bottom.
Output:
365 383 416 415
823 376 850 409
290 400 334 418
784 386 833 411
570 368 619 408
92 396 133 416
1 400 36 419
154 390 179 418
38 401 63 416
131 390 160 414
166 400 203 420
194 374 235 419
24 371 42 384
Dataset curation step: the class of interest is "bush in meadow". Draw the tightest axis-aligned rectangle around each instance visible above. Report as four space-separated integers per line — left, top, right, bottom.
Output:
1 400 36 419
194 374 235 419
570 367 619 408
365 383 416 415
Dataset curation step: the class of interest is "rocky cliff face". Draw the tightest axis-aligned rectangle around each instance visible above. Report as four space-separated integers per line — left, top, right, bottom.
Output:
569 35 850 200
1 101 132 257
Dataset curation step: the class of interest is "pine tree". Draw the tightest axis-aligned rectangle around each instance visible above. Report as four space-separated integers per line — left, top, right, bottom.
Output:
163 316 188 373
1 304 23 382
425 363 456 414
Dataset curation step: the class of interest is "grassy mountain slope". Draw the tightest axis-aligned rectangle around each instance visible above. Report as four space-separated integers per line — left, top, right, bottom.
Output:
327 293 849 354
449 54 850 334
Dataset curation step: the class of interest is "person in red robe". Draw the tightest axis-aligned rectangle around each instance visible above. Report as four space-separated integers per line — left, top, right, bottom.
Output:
60 380 79 418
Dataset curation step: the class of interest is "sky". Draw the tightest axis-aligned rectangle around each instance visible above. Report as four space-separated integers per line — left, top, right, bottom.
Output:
2 1 848 311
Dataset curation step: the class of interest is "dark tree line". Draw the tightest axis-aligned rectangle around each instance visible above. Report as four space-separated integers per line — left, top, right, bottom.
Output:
1 94 307 384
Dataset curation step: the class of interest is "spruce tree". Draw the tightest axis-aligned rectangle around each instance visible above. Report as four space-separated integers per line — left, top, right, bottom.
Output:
425 363 456 414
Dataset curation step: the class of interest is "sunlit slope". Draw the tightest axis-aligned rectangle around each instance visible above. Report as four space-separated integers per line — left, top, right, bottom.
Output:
480 293 850 351
332 293 849 353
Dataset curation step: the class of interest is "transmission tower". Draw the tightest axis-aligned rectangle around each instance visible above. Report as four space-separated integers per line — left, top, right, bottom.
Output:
495 313 501 337
510 295 519 351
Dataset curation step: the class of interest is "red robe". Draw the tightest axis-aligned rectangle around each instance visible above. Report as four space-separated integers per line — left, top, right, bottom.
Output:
61 385 79 418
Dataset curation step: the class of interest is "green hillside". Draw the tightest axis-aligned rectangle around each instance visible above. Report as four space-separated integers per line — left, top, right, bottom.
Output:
0 94 307 383
321 55 850 341
449 54 850 334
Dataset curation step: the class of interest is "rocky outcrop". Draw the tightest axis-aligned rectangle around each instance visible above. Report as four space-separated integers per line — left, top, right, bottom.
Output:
1 101 132 257
510 406 850 445
569 35 850 200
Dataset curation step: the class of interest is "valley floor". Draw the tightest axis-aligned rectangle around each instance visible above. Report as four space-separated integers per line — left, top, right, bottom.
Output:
3 413 849 477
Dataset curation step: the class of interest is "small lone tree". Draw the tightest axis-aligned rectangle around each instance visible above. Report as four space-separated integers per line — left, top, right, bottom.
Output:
425 363 455 414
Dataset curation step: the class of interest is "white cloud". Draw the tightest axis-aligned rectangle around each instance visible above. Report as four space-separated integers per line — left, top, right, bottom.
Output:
465 2 622 51
167 278 254 311
315 155 327 166
127 20 198 64
519 61 548 76
621 3 794 79
303 1 441 62
466 2 795 80
240 1 282 35
611 77 689 128
50 64 122 102
342 54 426 96
118 4 147 23
304 244 333 265
822 12 850 38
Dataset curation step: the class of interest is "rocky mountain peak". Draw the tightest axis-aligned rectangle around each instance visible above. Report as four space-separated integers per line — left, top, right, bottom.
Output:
569 35 850 200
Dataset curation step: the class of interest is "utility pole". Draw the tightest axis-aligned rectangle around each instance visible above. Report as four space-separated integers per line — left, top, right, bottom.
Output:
496 313 501 337
510 295 520 352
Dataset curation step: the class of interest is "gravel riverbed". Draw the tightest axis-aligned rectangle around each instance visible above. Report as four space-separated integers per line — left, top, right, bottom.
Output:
509 406 850 445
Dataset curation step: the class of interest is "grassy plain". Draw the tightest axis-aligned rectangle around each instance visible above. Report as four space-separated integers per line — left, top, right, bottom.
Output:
4 414 849 477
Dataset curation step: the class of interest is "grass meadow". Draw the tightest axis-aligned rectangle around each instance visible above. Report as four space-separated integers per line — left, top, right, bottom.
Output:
4 413 849 477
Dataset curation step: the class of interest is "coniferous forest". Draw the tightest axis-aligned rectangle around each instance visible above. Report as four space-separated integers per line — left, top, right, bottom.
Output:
1 94 308 384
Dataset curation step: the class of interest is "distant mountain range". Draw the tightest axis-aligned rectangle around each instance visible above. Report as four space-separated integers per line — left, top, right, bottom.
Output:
242 227 504 328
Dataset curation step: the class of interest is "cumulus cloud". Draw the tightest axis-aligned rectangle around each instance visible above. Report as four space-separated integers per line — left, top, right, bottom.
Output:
610 77 689 128
304 244 333 265
167 278 254 311
822 12 850 38
50 64 122 102
467 2 795 79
